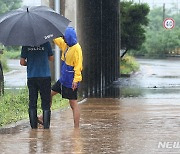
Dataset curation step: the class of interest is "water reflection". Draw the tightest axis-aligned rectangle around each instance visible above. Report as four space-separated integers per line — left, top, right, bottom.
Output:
59 128 83 153
27 127 83 153
41 130 53 153
70 129 83 153
80 98 123 153
28 129 53 154
29 130 37 154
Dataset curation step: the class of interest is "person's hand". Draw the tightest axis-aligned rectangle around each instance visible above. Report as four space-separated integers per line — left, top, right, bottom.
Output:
72 82 78 91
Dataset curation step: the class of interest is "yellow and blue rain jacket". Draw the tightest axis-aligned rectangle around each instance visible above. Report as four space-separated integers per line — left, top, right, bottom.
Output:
53 27 83 88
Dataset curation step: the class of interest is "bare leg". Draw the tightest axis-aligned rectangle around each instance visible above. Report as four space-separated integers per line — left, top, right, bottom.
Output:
69 100 80 128
50 90 58 107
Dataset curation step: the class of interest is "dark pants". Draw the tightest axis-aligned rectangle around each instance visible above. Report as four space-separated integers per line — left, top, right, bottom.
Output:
27 77 51 110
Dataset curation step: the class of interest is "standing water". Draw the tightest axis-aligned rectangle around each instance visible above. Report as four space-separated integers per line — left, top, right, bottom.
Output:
1 58 180 154
112 58 180 99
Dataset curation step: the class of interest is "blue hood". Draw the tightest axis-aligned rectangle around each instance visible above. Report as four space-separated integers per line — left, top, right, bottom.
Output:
64 27 77 47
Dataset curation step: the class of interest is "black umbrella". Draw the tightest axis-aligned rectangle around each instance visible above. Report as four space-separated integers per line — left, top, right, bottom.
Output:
0 6 70 46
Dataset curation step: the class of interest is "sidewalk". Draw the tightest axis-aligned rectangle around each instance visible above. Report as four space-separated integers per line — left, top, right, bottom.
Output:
1 98 180 154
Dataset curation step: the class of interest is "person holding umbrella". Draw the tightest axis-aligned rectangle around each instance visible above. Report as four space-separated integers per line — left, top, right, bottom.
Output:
0 6 71 129
20 42 54 129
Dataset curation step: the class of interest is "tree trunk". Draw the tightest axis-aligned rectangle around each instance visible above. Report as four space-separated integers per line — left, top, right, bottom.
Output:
0 62 4 96
121 49 128 58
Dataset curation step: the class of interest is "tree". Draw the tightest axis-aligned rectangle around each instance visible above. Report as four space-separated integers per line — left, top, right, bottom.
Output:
0 0 22 15
136 6 180 58
0 0 22 51
0 0 22 95
120 1 150 58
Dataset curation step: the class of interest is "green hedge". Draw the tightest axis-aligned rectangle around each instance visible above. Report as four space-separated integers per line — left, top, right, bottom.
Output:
120 55 140 75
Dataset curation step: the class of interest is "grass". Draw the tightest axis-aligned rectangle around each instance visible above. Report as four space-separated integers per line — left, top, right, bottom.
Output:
120 55 140 75
0 88 69 127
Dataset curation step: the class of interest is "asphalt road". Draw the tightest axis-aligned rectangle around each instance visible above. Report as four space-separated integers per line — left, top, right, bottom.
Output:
4 59 27 88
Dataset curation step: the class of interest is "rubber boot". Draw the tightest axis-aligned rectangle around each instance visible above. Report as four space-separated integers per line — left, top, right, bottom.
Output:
43 110 51 129
29 109 38 129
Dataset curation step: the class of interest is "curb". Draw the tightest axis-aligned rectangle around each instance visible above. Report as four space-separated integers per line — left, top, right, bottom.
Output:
0 119 29 134
120 71 136 77
4 70 19 76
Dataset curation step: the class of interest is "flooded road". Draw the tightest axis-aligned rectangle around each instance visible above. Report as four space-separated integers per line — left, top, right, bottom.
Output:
118 58 180 98
1 58 180 153
1 98 180 153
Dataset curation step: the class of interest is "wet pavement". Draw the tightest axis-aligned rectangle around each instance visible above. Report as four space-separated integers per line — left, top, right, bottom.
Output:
118 58 180 99
4 59 27 88
1 98 180 154
1 58 180 153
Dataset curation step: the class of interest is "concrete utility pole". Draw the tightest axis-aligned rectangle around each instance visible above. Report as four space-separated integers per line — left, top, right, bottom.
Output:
54 0 60 81
163 3 165 21
177 0 179 14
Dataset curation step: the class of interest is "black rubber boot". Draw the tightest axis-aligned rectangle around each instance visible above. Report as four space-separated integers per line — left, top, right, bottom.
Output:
29 109 38 129
43 110 51 129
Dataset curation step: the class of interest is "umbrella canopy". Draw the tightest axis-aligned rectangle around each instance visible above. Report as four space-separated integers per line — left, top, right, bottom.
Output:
0 6 70 46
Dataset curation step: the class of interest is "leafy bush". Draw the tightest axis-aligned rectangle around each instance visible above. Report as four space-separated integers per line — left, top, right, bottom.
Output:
120 55 140 75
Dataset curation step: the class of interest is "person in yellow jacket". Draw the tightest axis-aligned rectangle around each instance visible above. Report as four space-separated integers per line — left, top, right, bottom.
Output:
52 27 83 128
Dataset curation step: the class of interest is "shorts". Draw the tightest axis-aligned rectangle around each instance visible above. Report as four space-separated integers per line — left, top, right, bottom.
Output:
52 81 78 100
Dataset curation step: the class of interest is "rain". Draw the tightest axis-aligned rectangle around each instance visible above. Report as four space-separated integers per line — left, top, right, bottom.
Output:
0 0 180 153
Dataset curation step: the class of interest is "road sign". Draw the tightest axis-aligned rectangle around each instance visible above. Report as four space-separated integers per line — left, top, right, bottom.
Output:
163 18 175 29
